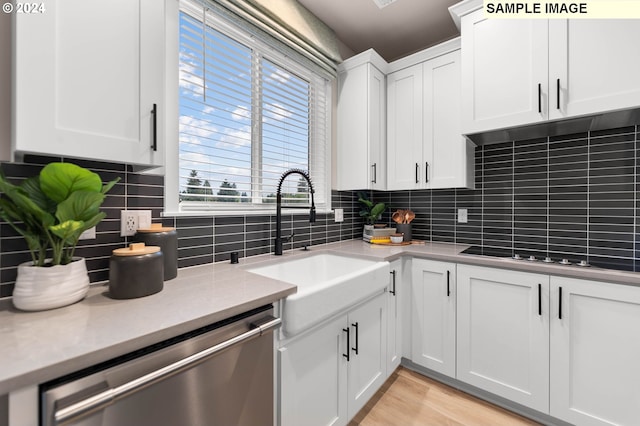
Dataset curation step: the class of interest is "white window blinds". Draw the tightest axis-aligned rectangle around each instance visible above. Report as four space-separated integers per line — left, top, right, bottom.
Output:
178 0 329 212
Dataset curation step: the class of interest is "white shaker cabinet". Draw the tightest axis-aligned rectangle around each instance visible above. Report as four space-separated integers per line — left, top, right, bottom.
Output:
335 51 387 190
387 48 474 190
411 259 456 378
13 0 165 168
386 63 423 190
550 276 640 426
461 8 640 134
279 291 387 426
456 264 550 413
549 20 640 121
346 292 387 420
460 10 548 134
279 315 347 426
386 259 403 375
423 50 474 189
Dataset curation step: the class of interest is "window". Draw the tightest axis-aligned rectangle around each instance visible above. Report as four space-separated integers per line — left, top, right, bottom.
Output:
176 0 330 213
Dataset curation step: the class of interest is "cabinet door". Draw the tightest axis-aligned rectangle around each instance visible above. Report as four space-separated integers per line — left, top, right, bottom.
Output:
386 260 402 375
411 259 456 377
549 20 640 121
386 64 423 190
461 10 548 134
550 277 640 426
347 292 387 420
336 63 385 191
368 66 387 190
279 316 348 426
457 265 549 413
13 0 164 167
423 50 473 189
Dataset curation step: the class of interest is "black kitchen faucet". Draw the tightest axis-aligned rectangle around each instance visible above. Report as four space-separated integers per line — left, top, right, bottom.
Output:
274 169 316 255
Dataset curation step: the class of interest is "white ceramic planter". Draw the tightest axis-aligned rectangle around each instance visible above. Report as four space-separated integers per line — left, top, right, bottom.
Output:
12 258 90 311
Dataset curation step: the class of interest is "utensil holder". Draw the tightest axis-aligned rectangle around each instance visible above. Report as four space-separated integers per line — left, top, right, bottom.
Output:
395 224 412 242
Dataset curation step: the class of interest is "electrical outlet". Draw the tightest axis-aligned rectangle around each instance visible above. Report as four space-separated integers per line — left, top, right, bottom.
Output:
121 211 139 236
458 208 468 224
334 208 344 223
121 210 153 236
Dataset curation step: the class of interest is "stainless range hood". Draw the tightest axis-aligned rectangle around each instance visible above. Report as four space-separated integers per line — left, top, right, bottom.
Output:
465 107 640 145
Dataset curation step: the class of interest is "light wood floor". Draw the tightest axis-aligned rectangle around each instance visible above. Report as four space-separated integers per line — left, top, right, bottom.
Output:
349 367 540 426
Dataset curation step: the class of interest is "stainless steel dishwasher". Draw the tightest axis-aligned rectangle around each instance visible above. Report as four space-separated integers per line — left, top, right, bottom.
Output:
41 305 279 426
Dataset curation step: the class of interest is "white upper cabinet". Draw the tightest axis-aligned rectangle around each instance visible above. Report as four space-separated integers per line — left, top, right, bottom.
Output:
387 46 474 191
549 19 640 120
461 8 640 134
13 0 165 168
336 40 474 191
461 10 548 134
423 50 474 189
336 51 387 190
386 63 423 190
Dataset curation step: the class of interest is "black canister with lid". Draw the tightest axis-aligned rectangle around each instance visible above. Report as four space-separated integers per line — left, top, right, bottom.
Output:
109 243 164 299
135 223 178 280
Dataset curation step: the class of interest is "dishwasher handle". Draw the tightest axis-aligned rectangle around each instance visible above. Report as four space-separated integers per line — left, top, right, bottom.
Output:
54 316 281 426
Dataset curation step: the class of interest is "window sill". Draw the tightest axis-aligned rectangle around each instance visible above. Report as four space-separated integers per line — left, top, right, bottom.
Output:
162 209 336 218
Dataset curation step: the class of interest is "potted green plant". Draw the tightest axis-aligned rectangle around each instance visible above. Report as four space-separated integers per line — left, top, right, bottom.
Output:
0 162 119 311
358 191 386 226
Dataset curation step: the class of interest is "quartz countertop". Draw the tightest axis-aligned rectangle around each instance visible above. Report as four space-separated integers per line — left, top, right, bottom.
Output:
2 239 638 395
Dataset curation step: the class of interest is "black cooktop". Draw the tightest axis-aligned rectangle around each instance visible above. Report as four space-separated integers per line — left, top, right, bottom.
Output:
460 245 638 273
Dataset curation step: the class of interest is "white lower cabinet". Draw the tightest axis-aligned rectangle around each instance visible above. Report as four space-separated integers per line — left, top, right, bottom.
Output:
278 291 387 426
386 259 403 374
411 259 456 378
456 265 550 413
550 276 640 426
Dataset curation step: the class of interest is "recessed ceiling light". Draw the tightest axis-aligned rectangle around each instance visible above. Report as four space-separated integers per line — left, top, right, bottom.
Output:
372 0 398 9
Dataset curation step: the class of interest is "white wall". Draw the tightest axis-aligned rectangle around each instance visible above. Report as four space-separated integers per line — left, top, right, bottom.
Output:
0 12 10 161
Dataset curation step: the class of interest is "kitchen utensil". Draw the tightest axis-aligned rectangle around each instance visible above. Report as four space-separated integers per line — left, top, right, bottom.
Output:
109 243 163 299
406 210 415 223
392 211 403 224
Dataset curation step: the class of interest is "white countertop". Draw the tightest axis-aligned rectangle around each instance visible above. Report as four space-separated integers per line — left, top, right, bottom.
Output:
1 239 638 395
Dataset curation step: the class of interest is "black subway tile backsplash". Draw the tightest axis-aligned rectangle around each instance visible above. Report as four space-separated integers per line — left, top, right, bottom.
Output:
1 125 639 300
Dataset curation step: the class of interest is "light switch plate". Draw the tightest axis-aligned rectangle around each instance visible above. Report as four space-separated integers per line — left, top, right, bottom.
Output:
79 226 96 240
334 208 344 223
458 208 468 223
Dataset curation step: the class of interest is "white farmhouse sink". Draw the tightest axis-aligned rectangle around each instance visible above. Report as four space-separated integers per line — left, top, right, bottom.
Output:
247 253 390 336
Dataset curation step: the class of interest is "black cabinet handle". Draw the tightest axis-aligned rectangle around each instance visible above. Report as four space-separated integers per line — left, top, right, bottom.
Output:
415 163 419 183
558 287 563 319
151 103 158 151
371 163 377 184
352 322 359 355
425 162 429 183
537 83 542 114
556 78 560 110
390 270 396 296
343 327 350 361
446 270 450 297
538 283 542 316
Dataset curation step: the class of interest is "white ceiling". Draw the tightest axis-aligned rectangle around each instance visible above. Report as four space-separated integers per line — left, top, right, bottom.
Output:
297 0 460 62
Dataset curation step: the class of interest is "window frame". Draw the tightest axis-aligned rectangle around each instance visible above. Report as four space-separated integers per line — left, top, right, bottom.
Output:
164 0 332 216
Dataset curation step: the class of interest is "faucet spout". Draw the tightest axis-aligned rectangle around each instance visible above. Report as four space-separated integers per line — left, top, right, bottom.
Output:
274 169 316 255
